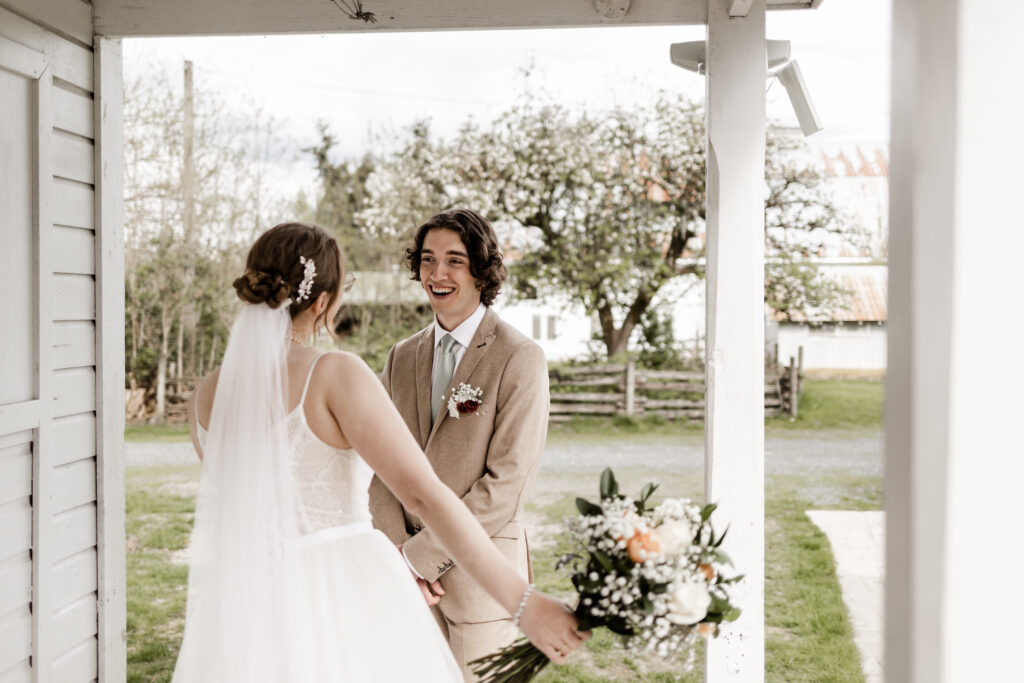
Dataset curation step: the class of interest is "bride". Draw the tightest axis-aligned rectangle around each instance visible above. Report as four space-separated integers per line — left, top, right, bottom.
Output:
172 222 587 682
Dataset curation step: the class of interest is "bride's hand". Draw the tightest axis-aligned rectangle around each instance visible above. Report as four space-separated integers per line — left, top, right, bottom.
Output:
517 591 591 665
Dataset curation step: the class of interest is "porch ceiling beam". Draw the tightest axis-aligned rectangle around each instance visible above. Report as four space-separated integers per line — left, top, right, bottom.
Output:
93 0 711 38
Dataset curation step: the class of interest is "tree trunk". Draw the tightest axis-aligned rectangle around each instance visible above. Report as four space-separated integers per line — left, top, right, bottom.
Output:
176 311 184 382
155 307 170 421
598 295 649 358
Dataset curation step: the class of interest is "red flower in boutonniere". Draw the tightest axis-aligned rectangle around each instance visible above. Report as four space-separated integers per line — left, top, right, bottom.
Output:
447 383 484 418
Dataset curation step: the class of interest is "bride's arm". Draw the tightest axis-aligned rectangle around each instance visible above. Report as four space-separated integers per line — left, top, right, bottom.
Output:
320 352 588 663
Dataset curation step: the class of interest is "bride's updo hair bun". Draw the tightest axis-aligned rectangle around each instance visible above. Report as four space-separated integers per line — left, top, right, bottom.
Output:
233 269 292 308
236 222 344 329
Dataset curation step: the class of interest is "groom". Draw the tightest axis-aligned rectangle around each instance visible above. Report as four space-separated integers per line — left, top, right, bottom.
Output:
368 209 549 680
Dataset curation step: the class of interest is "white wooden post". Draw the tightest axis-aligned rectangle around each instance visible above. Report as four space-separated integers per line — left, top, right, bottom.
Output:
703 0 766 680
94 36 127 683
33 51 56 683
887 1 1024 681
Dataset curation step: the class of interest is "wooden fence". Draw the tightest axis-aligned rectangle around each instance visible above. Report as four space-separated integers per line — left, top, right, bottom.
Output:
549 353 803 422
157 355 803 426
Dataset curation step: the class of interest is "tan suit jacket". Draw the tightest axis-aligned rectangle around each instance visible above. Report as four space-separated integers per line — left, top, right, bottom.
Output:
369 306 549 624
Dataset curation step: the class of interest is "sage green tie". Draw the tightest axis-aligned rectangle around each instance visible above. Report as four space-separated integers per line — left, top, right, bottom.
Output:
431 333 457 424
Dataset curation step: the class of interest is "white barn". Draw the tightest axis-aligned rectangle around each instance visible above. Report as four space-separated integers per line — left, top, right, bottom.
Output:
1 1 1022 682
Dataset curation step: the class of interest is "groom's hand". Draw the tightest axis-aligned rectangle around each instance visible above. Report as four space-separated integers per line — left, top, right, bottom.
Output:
397 543 444 606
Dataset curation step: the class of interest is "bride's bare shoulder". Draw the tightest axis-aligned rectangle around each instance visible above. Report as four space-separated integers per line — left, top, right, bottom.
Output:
313 351 377 384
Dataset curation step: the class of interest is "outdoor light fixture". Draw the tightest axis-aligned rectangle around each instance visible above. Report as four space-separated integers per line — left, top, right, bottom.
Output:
669 39 823 137
774 60 822 137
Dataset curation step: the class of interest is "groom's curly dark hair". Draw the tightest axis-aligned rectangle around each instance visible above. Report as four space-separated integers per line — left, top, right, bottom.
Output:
406 209 508 306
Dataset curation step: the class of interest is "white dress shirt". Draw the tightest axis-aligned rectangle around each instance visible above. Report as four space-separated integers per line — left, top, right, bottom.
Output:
403 302 488 579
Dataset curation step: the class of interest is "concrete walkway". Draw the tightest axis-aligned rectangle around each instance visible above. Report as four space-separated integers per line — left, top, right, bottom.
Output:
806 510 884 683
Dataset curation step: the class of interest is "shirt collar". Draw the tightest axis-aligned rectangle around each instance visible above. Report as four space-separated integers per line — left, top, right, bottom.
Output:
434 302 487 350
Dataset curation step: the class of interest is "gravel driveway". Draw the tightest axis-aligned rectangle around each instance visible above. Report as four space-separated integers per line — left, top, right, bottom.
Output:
126 430 882 478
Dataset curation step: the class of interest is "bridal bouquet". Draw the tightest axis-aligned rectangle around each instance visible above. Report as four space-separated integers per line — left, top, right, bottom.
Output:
471 469 742 682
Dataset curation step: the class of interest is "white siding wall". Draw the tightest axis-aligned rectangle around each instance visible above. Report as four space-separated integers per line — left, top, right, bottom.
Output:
0 2 123 681
777 323 887 372
495 299 594 362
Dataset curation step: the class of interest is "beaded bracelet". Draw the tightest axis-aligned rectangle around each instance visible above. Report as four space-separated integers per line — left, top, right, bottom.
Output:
511 583 535 628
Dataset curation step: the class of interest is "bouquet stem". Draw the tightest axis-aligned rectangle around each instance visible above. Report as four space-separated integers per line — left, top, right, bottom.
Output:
470 637 550 683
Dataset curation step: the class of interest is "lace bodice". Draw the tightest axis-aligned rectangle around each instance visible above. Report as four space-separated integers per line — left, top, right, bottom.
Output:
197 354 374 535
285 402 373 533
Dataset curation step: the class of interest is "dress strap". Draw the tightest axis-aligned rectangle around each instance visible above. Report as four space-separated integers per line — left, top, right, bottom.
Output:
299 353 327 407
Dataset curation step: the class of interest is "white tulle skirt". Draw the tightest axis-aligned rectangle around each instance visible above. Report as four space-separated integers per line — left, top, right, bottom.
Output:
173 521 462 682
286 523 462 681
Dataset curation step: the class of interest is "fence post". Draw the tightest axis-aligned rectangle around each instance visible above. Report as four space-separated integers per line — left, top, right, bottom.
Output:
788 356 799 418
797 346 804 394
624 357 637 416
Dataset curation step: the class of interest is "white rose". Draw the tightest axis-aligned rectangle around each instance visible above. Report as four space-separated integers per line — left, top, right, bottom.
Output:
664 581 711 625
655 519 694 555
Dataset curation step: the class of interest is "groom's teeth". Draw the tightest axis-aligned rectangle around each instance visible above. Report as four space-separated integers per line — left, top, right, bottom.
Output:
432 287 454 294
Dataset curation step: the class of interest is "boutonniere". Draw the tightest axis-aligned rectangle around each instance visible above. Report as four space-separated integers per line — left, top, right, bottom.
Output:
447 382 484 418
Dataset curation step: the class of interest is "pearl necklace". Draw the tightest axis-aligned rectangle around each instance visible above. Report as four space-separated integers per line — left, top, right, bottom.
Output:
288 335 307 346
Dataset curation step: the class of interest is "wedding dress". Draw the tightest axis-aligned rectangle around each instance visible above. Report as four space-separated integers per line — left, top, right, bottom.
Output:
171 303 461 682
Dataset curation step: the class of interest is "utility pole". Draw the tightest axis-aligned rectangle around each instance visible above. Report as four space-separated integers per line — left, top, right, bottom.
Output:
179 60 195 383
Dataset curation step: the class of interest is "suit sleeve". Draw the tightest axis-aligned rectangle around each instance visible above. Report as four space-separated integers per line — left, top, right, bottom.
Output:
368 343 411 545
402 340 550 583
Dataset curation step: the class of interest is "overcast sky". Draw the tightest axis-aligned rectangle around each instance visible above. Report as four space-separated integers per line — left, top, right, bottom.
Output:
124 0 890 195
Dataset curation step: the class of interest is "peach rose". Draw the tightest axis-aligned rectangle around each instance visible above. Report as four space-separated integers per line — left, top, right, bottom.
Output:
626 530 663 563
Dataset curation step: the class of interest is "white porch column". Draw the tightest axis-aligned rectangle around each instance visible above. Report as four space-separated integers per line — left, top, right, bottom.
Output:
94 36 127 683
703 1 766 681
887 1 1024 682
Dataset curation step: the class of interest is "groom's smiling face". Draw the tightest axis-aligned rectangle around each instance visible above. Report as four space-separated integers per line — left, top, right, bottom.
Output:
419 227 481 331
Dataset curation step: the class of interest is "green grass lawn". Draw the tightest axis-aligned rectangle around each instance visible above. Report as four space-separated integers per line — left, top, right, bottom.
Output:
125 466 199 683
125 424 191 443
125 461 876 682
766 380 883 434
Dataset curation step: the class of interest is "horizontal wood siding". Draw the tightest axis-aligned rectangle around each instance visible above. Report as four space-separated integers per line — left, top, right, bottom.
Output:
0 605 32 676
52 636 97 683
53 503 96 563
0 8 92 90
0 498 31 564
53 321 96 369
0 442 31 506
2 6 103 680
53 226 95 275
51 594 98 660
53 458 97 513
53 274 95 321
0 0 92 46
53 130 94 184
53 84 93 139
52 414 96 467
52 549 97 609
0 553 31 624
51 178 94 229
53 368 96 417
0 662 32 683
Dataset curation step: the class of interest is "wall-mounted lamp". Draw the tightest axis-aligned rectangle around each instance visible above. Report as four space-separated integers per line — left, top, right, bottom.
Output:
669 40 823 137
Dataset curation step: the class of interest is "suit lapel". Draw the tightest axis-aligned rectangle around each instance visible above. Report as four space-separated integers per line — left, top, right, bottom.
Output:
426 307 499 445
415 327 435 448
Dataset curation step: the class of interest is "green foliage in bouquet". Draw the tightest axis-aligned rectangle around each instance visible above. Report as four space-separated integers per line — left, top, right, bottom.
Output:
472 468 742 682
